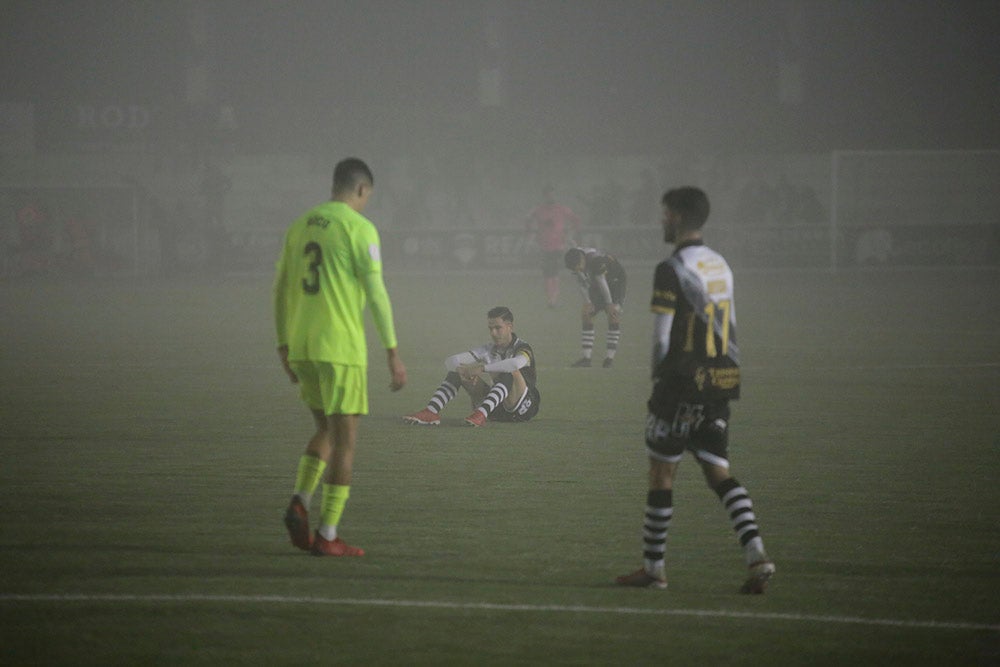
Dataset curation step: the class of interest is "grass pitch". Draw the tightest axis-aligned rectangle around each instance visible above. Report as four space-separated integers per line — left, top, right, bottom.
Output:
1 264 998 665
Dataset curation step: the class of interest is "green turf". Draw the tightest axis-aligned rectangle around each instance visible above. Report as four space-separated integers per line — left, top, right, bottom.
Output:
1 265 998 665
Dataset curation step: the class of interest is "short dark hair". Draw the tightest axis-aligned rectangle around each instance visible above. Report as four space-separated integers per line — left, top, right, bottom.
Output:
564 247 585 269
333 158 374 195
662 187 710 229
487 306 513 323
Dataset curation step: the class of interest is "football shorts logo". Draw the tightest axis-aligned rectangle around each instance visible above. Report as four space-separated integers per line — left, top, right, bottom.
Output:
694 367 707 391
670 402 705 438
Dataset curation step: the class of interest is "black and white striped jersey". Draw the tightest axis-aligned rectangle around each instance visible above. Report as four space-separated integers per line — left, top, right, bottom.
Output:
649 240 740 407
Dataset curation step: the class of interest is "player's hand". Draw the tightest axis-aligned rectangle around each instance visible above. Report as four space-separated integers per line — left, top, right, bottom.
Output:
458 363 485 384
457 363 475 382
389 365 407 391
278 346 298 384
387 349 407 391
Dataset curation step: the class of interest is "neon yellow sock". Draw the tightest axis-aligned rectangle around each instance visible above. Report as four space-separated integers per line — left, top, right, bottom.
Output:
319 484 351 539
293 456 327 508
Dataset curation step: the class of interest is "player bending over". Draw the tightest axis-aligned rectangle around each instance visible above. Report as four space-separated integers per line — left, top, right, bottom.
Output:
564 246 627 368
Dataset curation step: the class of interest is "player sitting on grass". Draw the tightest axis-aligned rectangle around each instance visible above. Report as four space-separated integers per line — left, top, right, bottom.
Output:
403 306 539 427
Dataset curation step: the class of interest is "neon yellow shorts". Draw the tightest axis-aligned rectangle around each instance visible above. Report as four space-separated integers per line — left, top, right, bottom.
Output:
289 361 368 415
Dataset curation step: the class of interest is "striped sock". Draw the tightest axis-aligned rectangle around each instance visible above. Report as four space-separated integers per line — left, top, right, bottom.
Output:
477 382 509 416
714 477 767 565
606 326 620 359
643 489 672 576
581 329 595 359
427 377 460 414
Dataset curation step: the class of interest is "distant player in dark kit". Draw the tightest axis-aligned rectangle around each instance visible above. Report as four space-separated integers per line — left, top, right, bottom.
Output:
616 186 775 593
403 306 540 427
564 247 626 368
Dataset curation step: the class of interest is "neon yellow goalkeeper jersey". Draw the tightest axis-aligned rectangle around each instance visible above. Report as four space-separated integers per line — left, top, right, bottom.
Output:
273 200 397 366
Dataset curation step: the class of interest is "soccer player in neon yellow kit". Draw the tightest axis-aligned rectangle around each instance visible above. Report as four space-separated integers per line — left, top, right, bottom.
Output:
274 157 406 557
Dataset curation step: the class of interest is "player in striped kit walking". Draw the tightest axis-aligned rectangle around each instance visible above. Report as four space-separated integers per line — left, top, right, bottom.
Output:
616 186 775 594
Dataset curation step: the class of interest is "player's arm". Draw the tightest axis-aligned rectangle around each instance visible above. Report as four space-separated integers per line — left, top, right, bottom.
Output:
592 271 621 322
272 243 289 348
455 349 530 384
482 353 529 374
385 347 406 392
362 271 406 390
451 349 498 385
355 228 399 347
272 244 297 383
651 311 673 376
593 272 613 306
361 270 398 349
446 351 479 372
650 263 679 378
360 265 406 391
573 271 591 302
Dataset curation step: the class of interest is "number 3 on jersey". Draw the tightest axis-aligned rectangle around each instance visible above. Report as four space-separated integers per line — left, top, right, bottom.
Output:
302 242 322 294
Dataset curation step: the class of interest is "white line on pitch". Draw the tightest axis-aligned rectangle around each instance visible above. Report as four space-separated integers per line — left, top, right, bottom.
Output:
0 593 996 632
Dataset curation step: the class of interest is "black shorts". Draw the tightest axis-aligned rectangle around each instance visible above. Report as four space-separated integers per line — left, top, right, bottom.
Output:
644 400 731 466
588 278 626 311
490 385 541 422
